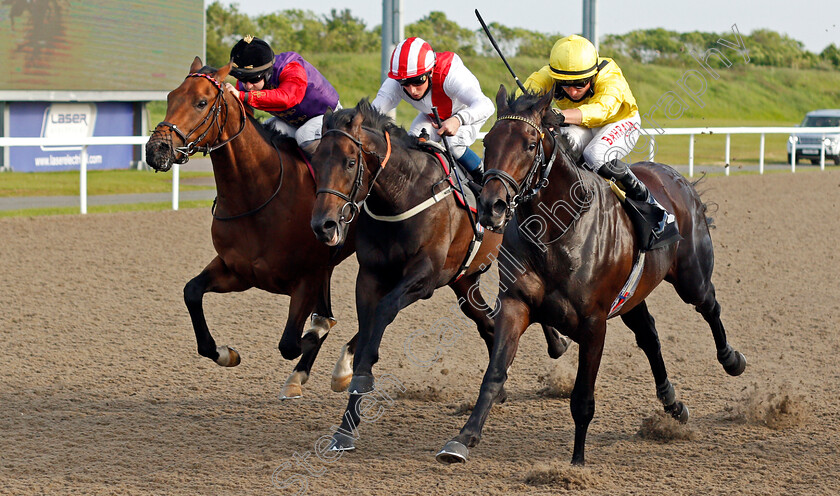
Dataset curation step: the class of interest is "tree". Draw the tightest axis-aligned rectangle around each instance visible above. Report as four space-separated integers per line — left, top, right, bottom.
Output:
322 9 379 53
205 1 256 67
406 11 477 55
820 44 840 69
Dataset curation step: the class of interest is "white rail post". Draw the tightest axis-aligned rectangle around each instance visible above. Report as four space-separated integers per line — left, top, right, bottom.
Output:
725 134 731 176
648 136 655 162
821 134 826 171
172 162 180 211
790 134 796 173
688 134 695 177
759 133 765 175
80 145 88 214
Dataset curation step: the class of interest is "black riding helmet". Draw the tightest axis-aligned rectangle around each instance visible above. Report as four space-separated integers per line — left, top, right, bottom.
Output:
230 35 274 83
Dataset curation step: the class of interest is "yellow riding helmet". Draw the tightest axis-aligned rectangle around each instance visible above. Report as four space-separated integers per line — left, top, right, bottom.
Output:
549 35 599 81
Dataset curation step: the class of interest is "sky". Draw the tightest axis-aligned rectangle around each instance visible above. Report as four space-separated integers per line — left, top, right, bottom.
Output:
214 0 840 54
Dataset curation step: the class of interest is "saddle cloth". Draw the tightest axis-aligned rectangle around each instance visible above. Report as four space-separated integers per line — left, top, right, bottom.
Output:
417 141 478 216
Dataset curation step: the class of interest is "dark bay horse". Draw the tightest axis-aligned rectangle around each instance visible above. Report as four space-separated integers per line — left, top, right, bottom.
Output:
145 57 356 399
437 86 746 466
309 100 569 451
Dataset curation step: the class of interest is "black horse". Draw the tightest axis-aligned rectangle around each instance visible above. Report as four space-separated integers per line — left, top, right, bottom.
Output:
310 100 570 451
437 86 746 466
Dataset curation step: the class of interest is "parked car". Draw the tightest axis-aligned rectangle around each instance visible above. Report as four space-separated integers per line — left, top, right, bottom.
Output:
787 109 840 165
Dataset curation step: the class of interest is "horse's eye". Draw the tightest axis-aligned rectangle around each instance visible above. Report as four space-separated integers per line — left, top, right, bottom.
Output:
528 142 537 151
347 159 356 168
197 100 207 109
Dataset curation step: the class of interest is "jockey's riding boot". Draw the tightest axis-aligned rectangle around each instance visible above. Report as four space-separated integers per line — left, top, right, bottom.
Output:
300 139 319 160
600 158 648 201
457 148 484 183
469 161 485 183
600 159 669 235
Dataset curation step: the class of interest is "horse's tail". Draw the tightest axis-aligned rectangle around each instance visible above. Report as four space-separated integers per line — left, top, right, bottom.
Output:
691 173 717 229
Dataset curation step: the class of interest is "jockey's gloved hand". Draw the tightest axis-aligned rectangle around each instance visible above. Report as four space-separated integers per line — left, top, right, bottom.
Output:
550 107 566 125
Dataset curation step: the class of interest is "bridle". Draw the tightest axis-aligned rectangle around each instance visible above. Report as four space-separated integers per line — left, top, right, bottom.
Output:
315 126 391 225
154 72 247 165
482 114 561 225
154 72 282 221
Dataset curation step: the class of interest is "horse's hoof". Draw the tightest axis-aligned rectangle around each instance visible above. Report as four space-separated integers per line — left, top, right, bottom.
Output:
723 351 747 376
308 314 338 334
215 346 241 367
667 401 690 424
547 333 571 359
328 432 356 452
280 384 303 400
331 374 352 392
718 345 746 376
436 440 469 464
348 375 375 395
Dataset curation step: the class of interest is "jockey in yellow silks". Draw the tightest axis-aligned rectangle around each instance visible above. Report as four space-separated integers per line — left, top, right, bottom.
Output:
518 35 669 235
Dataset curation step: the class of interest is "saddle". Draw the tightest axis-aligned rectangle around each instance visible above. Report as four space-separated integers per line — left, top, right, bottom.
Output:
606 179 681 251
416 140 486 283
417 140 480 216
269 134 318 184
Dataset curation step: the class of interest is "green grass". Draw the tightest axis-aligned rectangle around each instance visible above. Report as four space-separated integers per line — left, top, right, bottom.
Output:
0 169 214 197
0 200 213 218
6 54 837 219
149 53 840 129
147 53 840 167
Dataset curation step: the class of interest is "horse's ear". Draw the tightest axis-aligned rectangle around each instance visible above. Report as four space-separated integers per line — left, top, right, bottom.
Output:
536 89 554 117
322 107 334 133
189 56 203 74
350 101 365 133
215 61 232 82
495 84 508 116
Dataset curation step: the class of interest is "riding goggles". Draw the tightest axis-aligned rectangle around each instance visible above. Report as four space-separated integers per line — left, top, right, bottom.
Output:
236 73 265 84
398 73 429 87
559 78 592 89
230 68 266 84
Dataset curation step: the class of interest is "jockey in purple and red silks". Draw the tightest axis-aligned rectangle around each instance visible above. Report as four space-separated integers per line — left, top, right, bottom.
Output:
223 35 340 157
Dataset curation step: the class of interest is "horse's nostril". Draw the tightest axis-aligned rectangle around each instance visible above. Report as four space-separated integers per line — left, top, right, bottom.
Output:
492 199 507 217
322 219 337 234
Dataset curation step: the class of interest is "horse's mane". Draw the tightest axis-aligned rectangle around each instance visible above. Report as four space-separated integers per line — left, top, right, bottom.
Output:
504 89 575 163
505 90 565 130
325 99 420 150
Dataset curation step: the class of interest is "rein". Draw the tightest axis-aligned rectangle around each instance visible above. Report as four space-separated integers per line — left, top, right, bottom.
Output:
483 115 560 224
210 140 285 221
156 72 284 221
316 127 391 225
156 72 247 165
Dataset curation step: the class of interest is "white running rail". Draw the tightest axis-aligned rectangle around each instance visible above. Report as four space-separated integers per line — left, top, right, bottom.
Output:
2 126 839 213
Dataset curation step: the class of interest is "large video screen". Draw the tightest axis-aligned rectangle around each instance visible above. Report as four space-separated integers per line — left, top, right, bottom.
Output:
0 0 204 94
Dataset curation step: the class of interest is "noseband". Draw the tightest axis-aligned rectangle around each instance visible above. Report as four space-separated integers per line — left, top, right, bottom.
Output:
483 115 560 223
315 127 391 225
154 72 246 164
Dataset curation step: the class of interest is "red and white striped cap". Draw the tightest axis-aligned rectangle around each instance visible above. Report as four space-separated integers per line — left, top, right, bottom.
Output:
388 37 436 80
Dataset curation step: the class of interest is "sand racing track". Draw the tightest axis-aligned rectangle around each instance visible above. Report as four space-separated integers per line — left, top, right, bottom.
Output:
1 170 839 495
